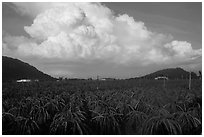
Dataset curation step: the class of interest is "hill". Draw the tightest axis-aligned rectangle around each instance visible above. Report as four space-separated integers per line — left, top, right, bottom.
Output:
2 56 56 82
140 67 198 80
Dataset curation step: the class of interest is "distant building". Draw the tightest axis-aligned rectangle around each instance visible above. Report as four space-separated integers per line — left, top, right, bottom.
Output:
100 78 106 81
155 76 168 80
16 79 31 83
99 78 116 81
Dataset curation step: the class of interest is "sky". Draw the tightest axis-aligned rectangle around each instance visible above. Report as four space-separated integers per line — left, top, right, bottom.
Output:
2 2 202 79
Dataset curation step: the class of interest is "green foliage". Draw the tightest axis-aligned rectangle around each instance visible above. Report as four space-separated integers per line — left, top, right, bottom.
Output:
50 104 87 135
92 113 121 134
124 110 147 134
142 116 182 135
3 112 39 135
2 112 18 134
30 105 50 125
2 79 202 135
15 116 39 134
173 101 202 135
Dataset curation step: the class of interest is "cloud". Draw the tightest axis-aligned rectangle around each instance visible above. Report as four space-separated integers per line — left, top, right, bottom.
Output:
164 41 202 59
3 2 202 77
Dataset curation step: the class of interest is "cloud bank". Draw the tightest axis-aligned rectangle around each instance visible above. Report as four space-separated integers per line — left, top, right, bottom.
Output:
3 2 202 77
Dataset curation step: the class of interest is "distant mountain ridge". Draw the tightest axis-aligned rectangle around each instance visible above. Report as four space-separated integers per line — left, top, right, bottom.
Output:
2 56 199 82
140 67 198 80
2 56 56 82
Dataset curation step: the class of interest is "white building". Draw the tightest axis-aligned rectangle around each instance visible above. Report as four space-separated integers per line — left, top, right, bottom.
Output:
16 79 31 83
155 76 168 80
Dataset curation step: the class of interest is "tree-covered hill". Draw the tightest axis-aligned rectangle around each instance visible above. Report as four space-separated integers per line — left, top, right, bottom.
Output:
140 68 198 80
2 56 56 82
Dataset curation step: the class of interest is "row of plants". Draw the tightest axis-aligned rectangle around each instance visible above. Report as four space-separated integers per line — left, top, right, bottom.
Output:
2 81 202 135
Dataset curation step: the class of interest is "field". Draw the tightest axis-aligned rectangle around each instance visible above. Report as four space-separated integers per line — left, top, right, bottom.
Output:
2 79 202 135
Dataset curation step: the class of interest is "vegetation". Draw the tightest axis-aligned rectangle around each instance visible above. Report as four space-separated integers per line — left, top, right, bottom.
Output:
2 56 55 82
2 79 202 135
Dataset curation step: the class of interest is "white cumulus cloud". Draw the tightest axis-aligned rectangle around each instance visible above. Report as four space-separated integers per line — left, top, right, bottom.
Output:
3 2 202 77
